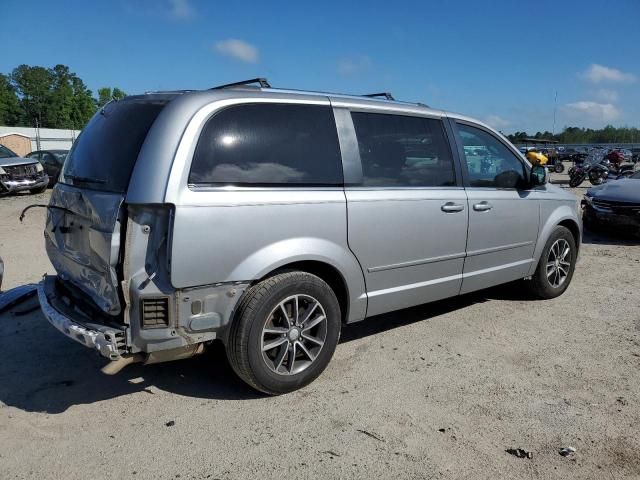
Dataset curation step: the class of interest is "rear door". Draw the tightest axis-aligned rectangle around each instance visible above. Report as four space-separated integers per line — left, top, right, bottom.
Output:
45 98 169 315
451 121 540 294
340 109 468 317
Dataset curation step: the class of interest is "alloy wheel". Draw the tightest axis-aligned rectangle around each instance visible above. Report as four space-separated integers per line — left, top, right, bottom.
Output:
546 239 571 288
260 295 328 375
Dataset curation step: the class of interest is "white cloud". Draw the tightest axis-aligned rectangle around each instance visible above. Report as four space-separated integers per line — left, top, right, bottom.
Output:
593 89 618 102
337 56 372 75
561 101 621 123
580 64 636 84
483 115 511 129
168 0 195 19
214 39 259 63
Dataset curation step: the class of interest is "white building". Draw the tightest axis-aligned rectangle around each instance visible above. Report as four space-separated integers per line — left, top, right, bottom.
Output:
0 126 80 156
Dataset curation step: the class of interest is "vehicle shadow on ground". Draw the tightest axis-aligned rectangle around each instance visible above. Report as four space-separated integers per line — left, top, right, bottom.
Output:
0 285 527 414
0 296 262 413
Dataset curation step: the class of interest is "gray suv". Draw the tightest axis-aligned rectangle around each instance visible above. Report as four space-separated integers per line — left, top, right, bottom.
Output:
0 144 49 194
37 79 581 394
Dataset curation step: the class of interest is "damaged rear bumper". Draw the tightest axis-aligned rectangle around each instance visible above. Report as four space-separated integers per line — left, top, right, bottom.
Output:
37 276 126 360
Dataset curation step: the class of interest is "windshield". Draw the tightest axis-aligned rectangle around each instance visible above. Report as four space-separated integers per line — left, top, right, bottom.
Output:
583 149 607 166
61 98 168 193
0 145 18 158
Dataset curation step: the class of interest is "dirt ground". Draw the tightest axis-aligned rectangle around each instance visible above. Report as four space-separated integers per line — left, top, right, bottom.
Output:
1 179 639 480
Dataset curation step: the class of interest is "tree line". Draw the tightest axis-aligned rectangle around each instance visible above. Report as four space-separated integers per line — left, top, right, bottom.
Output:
507 126 640 145
0 64 126 129
2 64 639 143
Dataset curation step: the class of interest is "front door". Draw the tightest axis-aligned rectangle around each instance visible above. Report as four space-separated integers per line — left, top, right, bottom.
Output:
343 110 468 316
453 122 540 294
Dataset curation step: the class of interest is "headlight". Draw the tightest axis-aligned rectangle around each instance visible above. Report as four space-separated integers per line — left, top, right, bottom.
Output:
0 166 5 175
35 163 44 172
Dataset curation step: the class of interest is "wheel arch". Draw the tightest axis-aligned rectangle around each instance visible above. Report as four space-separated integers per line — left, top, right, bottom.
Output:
263 260 351 324
558 218 581 254
528 205 582 276
224 238 368 324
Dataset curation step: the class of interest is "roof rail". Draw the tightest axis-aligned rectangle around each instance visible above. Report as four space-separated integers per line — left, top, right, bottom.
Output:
362 92 395 101
211 78 271 90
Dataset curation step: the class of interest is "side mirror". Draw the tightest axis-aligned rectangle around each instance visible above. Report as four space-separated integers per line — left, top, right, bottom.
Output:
530 165 547 187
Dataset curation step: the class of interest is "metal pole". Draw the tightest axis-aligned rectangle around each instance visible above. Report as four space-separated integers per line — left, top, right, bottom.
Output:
35 117 41 151
552 91 557 136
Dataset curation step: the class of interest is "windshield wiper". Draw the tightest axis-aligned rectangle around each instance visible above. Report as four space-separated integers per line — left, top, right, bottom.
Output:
65 174 106 184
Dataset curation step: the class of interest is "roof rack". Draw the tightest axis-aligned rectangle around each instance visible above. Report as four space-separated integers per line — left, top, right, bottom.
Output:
362 92 395 101
211 78 271 90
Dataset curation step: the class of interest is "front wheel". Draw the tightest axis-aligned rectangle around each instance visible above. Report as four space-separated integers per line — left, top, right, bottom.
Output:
226 271 341 395
527 226 577 299
554 162 565 173
569 172 586 187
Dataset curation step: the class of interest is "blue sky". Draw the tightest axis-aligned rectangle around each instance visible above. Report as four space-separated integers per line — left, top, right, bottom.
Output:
1 0 638 133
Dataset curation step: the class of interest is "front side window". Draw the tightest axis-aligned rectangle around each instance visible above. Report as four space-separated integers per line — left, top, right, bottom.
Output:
457 123 526 188
351 112 455 187
189 103 343 186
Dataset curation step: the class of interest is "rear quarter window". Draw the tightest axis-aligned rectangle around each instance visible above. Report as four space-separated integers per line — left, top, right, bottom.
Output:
189 103 343 186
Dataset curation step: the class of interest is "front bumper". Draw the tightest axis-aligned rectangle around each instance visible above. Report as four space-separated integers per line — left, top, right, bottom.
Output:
0 175 48 193
583 204 640 231
37 276 126 360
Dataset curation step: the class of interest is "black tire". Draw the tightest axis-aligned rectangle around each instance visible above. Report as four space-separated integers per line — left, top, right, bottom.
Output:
569 173 586 188
29 185 47 194
528 226 577 299
226 271 341 395
554 162 565 173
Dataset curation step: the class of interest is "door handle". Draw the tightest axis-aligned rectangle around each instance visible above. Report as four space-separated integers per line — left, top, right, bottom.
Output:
441 202 465 213
473 201 493 212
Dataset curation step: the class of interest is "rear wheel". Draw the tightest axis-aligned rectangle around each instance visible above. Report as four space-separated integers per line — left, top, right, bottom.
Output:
226 271 341 395
528 226 577 299
589 170 606 185
554 161 565 173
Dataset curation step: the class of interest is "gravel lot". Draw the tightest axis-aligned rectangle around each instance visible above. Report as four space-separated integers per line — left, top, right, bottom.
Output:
1 180 639 479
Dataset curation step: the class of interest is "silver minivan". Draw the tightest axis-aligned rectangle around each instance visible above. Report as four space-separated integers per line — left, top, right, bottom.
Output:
38 79 581 394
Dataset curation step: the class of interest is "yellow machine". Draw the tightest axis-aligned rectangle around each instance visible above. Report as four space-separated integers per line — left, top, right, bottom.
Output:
526 150 549 166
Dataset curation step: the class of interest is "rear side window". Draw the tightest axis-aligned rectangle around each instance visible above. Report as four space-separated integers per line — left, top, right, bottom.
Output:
351 112 455 187
61 99 168 193
189 103 343 186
